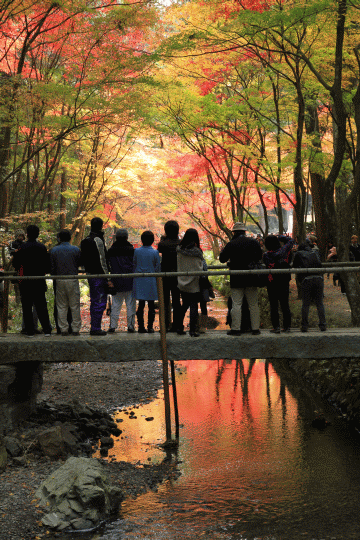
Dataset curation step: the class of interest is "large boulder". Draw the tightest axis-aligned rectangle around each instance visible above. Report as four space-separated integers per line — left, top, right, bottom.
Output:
35 456 123 532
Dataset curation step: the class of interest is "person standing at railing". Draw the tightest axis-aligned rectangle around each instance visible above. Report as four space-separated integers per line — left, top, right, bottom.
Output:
219 222 263 336
133 230 161 333
49 229 82 336
107 228 136 334
12 224 52 337
176 228 204 337
293 242 327 332
9 228 40 333
157 220 182 333
80 217 113 336
263 235 294 334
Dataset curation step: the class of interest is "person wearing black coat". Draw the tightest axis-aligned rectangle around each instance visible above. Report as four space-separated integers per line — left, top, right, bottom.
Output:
107 228 136 333
263 235 294 333
293 242 326 332
157 220 182 332
219 222 263 336
12 224 52 337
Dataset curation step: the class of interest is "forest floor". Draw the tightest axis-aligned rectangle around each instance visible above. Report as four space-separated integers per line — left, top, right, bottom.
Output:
0 274 354 540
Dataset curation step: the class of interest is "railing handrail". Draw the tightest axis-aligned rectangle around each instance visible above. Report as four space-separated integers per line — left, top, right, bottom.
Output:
0 266 359 281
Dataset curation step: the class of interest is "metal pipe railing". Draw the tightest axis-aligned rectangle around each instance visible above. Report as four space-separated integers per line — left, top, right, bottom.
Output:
1 266 359 280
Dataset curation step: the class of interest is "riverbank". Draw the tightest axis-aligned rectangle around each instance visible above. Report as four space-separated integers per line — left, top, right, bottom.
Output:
0 359 180 540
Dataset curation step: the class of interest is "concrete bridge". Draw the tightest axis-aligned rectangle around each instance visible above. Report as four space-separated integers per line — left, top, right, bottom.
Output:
0 328 358 435
0 328 359 363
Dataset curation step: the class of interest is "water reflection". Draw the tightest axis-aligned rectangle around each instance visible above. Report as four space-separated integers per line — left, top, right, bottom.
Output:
97 359 360 540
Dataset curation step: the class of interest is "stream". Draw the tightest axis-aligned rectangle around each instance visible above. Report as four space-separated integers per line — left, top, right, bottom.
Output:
91 359 360 540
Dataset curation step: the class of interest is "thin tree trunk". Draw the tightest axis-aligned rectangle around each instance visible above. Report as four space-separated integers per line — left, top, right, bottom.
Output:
59 168 67 229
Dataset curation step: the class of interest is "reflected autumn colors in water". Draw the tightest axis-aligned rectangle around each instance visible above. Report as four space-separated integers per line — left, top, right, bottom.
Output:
97 360 360 540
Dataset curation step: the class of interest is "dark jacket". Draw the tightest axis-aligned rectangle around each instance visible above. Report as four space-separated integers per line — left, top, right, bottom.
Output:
263 238 294 285
292 244 322 283
12 240 50 290
219 234 263 288
80 231 109 275
349 243 360 261
107 239 134 292
157 236 180 272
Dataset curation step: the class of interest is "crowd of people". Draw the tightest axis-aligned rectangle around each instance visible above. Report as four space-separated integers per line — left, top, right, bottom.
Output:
4 218 350 337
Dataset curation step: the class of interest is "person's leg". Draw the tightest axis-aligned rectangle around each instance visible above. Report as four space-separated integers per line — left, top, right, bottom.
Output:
230 288 244 330
162 278 172 330
178 291 190 334
110 292 124 330
20 284 35 335
56 280 70 333
244 287 260 332
266 283 280 330
278 281 291 330
170 279 182 332
136 300 146 332
88 278 107 332
33 284 52 335
147 300 155 332
125 290 136 331
32 305 39 331
198 297 208 333
53 281 60 334
301 278 311 331
240 296 251 332
188 293 199 335
67 279 81 333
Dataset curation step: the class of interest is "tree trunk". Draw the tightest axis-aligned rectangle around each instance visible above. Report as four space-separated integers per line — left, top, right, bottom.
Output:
305 104 328 259
59 168 67 230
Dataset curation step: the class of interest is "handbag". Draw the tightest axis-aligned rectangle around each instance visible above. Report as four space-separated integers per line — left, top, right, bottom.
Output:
199 275 214 302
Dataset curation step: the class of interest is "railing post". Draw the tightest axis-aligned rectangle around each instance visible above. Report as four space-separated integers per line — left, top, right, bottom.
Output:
156 276 172 441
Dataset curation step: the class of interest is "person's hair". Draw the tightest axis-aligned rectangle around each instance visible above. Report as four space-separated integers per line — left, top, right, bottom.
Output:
58 229 71 242
141 230 154 246
26 224 39 240
180 228 200 248
164 220 179 239
265 235 281 251
351 235 358 242
233 230 245 238
91 217 103 232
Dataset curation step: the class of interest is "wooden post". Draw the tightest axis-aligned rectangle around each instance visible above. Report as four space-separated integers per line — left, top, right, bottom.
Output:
156 276 172 441
170 359 180 439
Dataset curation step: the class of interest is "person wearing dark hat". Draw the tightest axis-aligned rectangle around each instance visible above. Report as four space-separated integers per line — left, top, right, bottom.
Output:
107 228 136 333
80 217 113 336
219 222 263 336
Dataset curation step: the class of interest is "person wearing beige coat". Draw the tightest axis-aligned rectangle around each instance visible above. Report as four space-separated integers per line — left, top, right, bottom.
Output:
176 228 204 337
